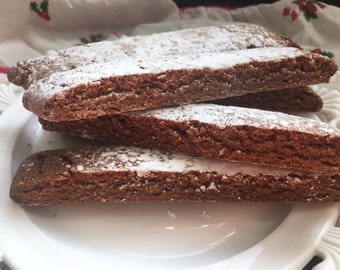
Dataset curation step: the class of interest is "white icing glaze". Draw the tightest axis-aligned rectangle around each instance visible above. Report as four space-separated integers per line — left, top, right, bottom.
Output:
25 47 306 106
67 145 298 176
138 104 340 137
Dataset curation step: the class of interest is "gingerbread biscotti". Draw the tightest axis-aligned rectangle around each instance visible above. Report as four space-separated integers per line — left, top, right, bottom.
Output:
8 23 340 206
10 145 340 205
211 86 323 112
23 46 337 122
40 104 340 173
8 23 301 89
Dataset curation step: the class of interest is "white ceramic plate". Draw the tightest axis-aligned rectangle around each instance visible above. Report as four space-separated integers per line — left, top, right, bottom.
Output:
0 92 339 270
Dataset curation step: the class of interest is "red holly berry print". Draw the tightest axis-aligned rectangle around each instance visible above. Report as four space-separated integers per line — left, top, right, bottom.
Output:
30 0 50 21
0 66 9 74
283 0 326 22
311 48 335 59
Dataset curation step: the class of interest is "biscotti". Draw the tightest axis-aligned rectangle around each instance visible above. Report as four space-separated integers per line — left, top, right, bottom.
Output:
8 23 301 89
211 86 323 112
40 104 340 173
23 46 337 122
10 145 339 205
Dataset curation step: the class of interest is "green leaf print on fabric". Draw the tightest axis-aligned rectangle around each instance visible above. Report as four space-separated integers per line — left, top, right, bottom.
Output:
283 0 326 22
30 0 50 21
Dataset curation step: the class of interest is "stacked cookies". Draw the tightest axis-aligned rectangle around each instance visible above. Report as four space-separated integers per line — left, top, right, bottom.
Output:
8 24 340 205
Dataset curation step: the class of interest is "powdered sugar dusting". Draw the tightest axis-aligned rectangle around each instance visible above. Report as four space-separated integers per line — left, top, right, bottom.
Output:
119 23 292 59
67 145 296 176
12 23 295 86
139 104 340 137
